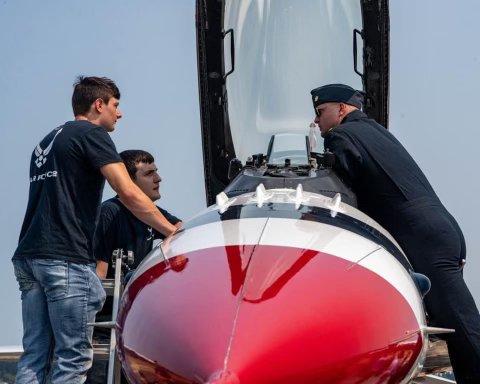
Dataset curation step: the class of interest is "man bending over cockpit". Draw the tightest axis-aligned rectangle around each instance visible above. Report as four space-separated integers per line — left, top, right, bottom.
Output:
310 83 480 384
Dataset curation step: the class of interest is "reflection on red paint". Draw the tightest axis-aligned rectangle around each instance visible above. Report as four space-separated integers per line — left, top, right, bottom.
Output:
117 245 423 384
241 247 318 303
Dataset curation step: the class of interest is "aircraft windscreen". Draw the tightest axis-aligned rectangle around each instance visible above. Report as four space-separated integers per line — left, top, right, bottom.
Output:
268 133 309 166
224 0 363 163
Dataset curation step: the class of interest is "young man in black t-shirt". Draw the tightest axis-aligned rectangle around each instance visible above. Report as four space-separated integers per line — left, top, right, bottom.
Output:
12 77 178 384
95 149 182 279
92 150 181 384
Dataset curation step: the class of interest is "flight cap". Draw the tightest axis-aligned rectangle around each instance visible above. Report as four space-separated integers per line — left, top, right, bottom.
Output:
311 83 365 110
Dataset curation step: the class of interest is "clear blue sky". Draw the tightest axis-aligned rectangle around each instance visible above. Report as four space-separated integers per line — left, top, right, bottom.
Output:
0 0 479 345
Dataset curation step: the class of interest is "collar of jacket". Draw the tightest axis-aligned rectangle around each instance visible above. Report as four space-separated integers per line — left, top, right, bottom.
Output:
341 109 367 124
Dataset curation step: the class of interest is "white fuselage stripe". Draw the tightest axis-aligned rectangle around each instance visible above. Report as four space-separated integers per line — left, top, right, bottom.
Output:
131 217 425 327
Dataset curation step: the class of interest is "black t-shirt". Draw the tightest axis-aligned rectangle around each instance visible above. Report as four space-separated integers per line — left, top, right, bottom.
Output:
93 198 181 352
13 120 122 263
93 197 181 277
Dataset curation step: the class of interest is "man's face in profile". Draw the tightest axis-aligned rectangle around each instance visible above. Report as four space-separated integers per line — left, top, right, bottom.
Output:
97 97 122 132
314 102 342 137
134 162 161 201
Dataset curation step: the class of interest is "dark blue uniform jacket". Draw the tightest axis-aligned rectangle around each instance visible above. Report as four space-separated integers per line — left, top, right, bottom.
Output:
324 110 472 326
324 110 465 265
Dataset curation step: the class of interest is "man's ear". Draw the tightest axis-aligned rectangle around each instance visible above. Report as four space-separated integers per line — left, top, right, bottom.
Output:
93 98 104 113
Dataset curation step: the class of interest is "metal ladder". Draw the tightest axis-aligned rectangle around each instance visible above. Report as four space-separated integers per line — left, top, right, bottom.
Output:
91 249 132 384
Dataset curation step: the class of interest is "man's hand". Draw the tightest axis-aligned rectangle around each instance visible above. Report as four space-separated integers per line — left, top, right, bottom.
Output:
100 162 177 236
96 261 108 279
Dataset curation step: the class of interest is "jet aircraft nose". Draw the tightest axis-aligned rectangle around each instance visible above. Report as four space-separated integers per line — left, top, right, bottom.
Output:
116 218 424 384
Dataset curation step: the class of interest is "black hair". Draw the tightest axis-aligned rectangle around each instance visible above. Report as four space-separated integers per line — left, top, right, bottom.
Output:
120 150 155 179
72 76 120 116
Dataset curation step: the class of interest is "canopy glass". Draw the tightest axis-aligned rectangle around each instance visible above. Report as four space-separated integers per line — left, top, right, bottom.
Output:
224 0 363 163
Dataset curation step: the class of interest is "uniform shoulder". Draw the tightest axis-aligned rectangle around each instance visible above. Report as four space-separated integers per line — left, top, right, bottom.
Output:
338 119 368 133
333 115 378 138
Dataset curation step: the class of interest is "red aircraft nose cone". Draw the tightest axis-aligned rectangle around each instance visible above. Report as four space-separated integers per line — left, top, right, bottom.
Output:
117 243 423 384
206 370 240 384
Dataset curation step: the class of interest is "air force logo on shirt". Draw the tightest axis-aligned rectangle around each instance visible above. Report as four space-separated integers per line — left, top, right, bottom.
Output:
34 127 63 168
146 227 154 241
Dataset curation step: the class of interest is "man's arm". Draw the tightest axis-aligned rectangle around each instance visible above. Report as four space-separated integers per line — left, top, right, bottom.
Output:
100 163 177 236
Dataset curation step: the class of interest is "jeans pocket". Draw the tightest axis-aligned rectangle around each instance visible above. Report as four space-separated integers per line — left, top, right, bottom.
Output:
12 259 36 292
89 267 106 312
32 258 69 301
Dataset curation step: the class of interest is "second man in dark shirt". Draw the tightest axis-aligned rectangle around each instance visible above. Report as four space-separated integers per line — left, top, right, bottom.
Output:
94 149 182 280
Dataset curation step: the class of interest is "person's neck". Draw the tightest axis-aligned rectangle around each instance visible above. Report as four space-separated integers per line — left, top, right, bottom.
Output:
75 114 101 126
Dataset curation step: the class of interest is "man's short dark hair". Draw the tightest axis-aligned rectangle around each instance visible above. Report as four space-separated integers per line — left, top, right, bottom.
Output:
120 150 155 179
72 76 121 116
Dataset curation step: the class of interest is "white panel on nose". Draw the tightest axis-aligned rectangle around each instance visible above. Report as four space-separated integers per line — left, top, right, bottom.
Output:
130 218 268 284
258 218 380 264
163 218 268 258
357 248 426 326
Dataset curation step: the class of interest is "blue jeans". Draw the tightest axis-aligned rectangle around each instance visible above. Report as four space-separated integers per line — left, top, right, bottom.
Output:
13 258 106 384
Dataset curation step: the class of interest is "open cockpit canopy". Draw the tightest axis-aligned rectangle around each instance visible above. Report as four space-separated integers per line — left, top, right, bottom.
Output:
196 0 389 204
